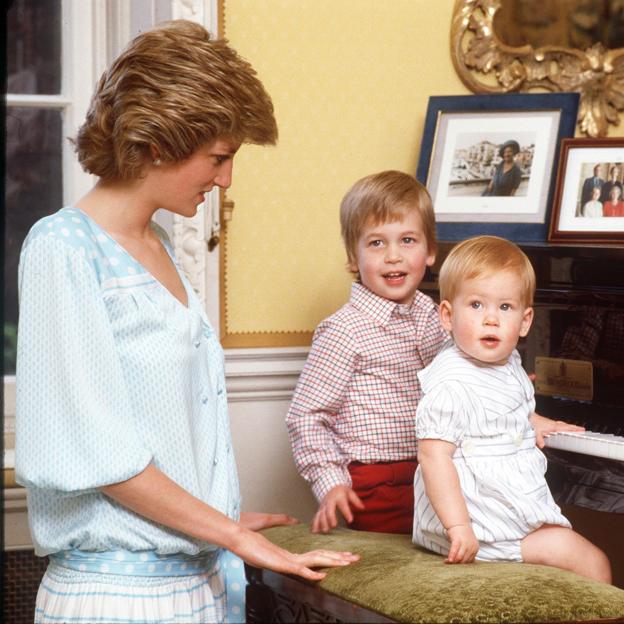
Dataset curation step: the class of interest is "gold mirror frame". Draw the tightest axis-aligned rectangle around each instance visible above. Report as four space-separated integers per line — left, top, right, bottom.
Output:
451 0 624 137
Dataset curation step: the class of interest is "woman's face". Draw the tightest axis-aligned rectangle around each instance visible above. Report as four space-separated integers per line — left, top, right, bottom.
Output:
502 146 515 162
610 186 621 202
146 137 241 217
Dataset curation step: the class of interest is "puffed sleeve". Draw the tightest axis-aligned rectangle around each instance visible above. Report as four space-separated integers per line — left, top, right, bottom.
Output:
415 380 468 445
15 236 152 494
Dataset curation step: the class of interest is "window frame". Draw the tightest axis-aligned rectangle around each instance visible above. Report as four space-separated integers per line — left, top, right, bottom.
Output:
4 0 105 450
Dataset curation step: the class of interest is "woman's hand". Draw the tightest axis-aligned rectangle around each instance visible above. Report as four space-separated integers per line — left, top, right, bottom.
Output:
239 511 299 532
445 524 479 564
228 525 360 581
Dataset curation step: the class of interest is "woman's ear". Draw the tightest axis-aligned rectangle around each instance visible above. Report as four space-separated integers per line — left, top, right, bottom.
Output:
519 306 534 337
439 300 453 332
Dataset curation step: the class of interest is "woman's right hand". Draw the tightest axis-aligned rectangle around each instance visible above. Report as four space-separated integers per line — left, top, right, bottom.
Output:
445 524 479 564
229 525 360 581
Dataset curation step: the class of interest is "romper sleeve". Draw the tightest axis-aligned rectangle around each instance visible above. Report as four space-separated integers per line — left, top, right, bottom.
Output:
415 380 468 446
15 235 152 494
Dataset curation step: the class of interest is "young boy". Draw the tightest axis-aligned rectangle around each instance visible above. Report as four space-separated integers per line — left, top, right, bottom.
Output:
286 170 449 534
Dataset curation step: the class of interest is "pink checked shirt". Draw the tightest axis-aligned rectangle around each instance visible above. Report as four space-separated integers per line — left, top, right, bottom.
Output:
286 282 449 501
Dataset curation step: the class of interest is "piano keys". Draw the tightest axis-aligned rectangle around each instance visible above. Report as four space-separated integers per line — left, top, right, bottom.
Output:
544 430 624 461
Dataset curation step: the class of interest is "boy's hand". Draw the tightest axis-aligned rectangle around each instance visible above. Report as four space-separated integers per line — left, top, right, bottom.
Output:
445 524 479 564
311 485 365 534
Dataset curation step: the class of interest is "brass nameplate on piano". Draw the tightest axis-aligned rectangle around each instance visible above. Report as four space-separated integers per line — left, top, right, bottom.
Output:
535 357 593 402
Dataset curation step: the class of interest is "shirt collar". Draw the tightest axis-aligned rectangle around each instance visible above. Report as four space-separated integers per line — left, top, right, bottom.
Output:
349 282 435 326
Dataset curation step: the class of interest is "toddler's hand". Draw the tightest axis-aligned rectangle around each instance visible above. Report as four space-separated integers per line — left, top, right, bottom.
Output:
311 485 364 534
445 524 479 564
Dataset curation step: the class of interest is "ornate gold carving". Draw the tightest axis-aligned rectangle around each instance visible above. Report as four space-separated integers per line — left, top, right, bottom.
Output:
451 0 624 136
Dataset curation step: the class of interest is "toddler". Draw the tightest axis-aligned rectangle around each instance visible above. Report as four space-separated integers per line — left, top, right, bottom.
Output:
412 235 611 583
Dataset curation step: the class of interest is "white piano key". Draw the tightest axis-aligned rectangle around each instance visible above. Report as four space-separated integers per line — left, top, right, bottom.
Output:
543 431 624 461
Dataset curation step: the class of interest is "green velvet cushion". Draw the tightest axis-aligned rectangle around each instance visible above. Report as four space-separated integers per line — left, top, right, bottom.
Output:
261 525 624 623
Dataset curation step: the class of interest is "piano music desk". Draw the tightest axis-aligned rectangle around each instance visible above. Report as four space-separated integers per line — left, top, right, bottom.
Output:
247 525 624 623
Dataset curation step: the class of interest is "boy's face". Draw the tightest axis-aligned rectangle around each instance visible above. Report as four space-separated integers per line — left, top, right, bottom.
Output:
439 269 533 366
350 211 435 306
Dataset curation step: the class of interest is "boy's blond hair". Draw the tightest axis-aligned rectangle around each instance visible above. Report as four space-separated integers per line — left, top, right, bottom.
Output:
439 235 536 307
74 20 277 181
340 170 436 268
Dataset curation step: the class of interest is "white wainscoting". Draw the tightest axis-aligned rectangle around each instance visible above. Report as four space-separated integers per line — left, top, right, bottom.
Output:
3 348 317 550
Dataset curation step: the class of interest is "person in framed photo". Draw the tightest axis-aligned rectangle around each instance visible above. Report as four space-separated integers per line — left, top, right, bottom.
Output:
481 140 522 197
580 164 605 208
599 165 622 203
582 186 604 218
603 184 624 216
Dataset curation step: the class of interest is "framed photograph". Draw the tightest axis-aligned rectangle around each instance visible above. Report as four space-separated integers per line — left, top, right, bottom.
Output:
549 138 624 244
416 93 580 242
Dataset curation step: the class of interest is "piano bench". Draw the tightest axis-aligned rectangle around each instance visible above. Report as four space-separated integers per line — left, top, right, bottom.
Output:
246 525 624 623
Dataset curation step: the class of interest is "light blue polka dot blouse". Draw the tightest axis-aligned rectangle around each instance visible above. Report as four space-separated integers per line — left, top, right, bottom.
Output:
15 207 241 558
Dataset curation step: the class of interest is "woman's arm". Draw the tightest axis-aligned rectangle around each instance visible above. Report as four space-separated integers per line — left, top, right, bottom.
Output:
418 439 479 564
101 463 359 580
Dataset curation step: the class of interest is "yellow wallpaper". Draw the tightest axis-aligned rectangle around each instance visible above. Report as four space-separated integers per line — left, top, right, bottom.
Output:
222 0 467 341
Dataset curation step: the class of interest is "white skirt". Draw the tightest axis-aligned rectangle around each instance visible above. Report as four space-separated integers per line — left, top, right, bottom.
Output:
35 560 227 623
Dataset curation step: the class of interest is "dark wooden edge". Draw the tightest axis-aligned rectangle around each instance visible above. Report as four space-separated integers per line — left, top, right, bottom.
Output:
542 620 624 624
245 564 396 623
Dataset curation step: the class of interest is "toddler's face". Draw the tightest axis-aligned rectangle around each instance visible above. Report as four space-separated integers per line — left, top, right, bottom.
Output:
350 211 435 306
440 269 533 365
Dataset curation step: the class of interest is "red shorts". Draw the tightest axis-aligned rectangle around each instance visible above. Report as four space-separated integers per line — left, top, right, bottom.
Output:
347 460 418 534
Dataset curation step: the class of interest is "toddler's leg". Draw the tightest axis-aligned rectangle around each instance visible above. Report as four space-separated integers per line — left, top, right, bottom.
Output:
521 524 611 584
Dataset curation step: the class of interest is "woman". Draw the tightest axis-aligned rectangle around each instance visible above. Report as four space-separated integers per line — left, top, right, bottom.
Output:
481 139 523 197
15 21 357 624
582 185 604 217
603 185 624 216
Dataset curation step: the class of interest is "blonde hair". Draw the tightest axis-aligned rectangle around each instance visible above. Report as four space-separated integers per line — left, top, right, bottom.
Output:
74 20 277 180
340 170 436 268
439 235 535 307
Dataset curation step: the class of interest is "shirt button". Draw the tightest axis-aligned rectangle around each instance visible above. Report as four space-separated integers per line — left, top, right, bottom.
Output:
201 397 208 405
213 458 218 465
194 340 201 348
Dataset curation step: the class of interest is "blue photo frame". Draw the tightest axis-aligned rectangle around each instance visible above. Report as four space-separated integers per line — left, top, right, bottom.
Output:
416 93 580 242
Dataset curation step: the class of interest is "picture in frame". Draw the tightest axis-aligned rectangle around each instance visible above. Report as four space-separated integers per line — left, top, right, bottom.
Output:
416 93 580 242
549 137 624 244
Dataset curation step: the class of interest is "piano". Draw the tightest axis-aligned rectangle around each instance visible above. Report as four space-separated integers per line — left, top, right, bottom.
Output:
421 241 624 586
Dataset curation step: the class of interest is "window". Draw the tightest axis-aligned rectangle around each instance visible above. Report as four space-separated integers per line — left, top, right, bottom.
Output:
4 0 111 451
4 0 111 378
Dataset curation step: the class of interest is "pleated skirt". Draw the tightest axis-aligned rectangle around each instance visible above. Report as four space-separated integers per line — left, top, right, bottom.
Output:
35 560 227 624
